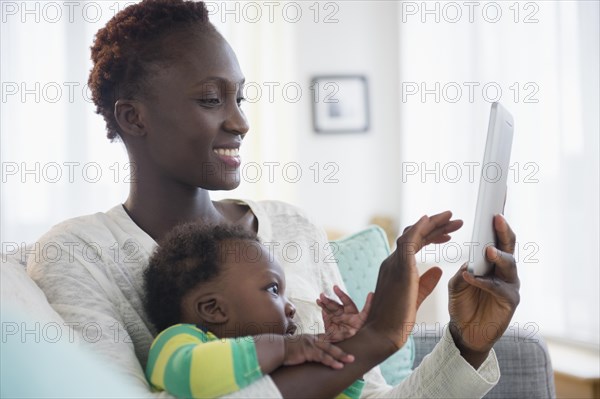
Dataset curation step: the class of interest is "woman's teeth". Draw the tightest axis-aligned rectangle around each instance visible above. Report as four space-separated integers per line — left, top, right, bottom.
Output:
214 148 239 157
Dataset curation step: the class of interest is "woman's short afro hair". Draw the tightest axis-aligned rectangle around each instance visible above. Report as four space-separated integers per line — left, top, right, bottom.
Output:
143 222 259 333
88 0 217 140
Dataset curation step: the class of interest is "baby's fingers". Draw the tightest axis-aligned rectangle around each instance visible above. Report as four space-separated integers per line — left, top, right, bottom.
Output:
333 285 359 313
317 294 344 316
314 337 355 369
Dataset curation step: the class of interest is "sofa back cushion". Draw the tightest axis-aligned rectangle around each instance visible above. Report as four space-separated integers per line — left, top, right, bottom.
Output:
332 225 415 385
1 249 69 334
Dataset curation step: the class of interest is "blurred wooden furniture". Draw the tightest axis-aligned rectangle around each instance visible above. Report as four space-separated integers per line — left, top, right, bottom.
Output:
554 372 599 398
548 341 600 399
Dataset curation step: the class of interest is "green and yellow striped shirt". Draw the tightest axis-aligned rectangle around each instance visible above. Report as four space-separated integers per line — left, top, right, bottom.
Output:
146 324 364 398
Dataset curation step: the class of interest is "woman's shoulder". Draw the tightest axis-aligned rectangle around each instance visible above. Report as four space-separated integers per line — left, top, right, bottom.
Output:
242 199 310 219
244 199 328 240
33 204 130 246
217 198 312 223
27 204 151 288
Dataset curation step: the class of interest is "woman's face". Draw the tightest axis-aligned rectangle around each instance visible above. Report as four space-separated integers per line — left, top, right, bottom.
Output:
136 31 249 191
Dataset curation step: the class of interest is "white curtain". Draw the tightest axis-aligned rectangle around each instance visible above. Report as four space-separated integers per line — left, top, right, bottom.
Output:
209 1 299 203
398 1 599 346
2 3 134 245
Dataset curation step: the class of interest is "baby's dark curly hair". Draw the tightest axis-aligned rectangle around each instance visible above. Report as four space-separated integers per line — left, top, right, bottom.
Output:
143 222 259 333
88 0 218 140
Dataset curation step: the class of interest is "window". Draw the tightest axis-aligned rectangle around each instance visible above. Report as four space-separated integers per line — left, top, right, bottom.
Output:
397 1 599 346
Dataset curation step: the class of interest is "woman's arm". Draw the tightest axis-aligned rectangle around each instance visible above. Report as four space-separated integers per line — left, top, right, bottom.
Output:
271 326 395 398
269 212 460 398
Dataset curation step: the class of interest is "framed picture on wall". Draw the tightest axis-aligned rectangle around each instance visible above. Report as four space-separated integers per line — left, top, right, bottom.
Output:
311 75 370 133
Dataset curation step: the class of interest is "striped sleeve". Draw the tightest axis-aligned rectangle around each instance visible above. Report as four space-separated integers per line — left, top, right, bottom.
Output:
336 379 365 399
146 324 263 398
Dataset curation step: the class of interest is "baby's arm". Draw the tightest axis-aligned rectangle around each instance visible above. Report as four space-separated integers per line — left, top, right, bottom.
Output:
147 324 355 399
317 285 373 342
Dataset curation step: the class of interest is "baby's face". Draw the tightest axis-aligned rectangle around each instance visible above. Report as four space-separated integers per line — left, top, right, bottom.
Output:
218 240 297 337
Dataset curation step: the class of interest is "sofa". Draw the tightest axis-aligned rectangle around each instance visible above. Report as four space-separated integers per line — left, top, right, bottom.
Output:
1 227 556 398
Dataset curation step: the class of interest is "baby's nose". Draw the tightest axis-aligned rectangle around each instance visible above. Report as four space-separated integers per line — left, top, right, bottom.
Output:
285 300 296 319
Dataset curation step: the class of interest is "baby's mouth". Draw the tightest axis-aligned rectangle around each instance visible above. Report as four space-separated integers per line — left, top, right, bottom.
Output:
285 322 297 335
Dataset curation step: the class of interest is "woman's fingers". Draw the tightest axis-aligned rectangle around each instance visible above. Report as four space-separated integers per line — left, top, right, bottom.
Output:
461 270 520 308
458 246 520 305
448 263 471 291
417 266 443 308
425 219 463 244
494 214 516 254
397 215 434 254
399 211 462 252
428 210 454 227
428 234 451 244
361 292 373 317
485 246 519 285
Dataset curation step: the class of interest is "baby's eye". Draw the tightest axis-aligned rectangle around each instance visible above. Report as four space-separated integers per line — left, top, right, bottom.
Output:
266 283 279 295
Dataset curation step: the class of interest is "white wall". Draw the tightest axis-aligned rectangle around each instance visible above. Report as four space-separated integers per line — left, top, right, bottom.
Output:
291 1 402 236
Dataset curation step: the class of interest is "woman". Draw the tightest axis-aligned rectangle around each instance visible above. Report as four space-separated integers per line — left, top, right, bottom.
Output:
27 1 520 397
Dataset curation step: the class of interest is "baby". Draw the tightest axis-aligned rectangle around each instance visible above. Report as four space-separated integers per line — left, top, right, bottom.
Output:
143 222 371 399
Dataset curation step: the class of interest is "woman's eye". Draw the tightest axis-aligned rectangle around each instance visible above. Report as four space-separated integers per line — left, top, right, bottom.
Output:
266 284 279 295
236 97 246 107
197 98 221 106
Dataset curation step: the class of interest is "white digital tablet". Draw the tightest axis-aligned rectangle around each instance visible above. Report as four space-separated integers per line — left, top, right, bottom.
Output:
468 102 514 276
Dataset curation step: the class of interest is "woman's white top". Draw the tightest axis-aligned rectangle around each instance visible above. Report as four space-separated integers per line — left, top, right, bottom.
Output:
28 200 499 398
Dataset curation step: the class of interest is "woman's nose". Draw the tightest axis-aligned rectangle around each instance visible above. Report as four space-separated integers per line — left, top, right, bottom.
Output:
223 101 249 136
285 300 296 319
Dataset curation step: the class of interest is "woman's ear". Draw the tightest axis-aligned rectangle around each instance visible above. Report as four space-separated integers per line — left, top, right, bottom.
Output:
114 99 146 138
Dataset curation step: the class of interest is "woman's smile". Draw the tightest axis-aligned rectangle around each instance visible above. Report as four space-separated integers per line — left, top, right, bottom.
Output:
213 147 241 168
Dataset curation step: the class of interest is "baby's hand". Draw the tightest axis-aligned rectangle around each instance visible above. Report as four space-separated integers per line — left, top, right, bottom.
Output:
282 334 354 369
317 285 373 342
